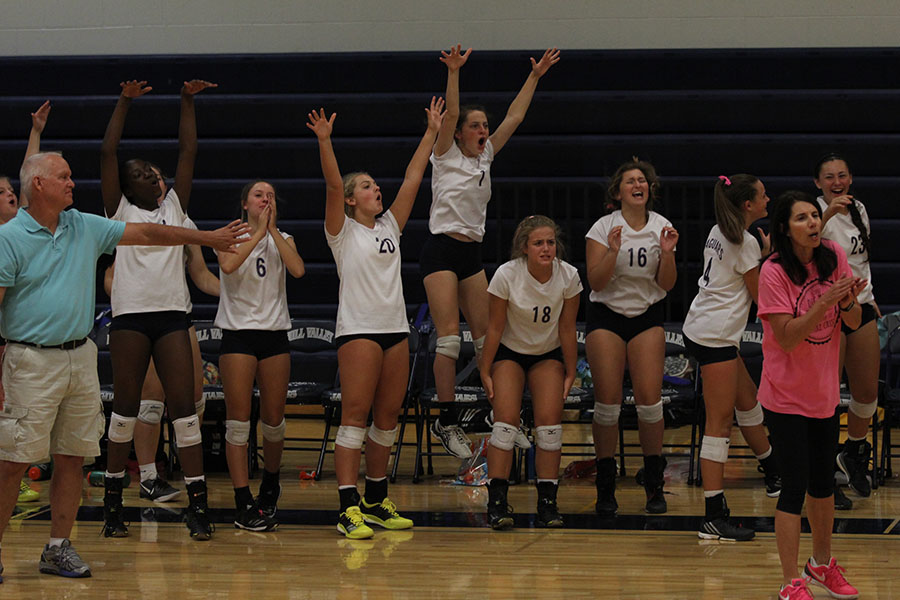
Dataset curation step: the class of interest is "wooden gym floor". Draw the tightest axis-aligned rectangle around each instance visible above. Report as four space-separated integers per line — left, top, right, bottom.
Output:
5 420 899 599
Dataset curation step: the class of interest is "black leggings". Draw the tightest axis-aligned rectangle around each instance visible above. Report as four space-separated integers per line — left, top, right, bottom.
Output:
767 409 839 515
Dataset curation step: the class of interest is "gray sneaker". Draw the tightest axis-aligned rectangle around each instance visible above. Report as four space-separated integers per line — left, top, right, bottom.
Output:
39 540 91 578
430 419 473 459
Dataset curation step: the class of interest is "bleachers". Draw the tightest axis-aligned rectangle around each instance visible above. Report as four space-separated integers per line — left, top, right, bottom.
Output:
2 47 900 323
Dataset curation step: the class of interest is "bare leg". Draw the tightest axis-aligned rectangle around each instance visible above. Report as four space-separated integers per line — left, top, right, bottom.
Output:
256 353 291 475
843 321 880 439
366 340 410 479
486 361 525 480
529 360 565 480
0 461 29 541
220 353 258 489
423 271 460 409
775 509 802 584
626 327 665 457
698 358 739 492
586 329 626 459
335 340 382 487
49 454 84 539
807 494 834 566
133 358 164 471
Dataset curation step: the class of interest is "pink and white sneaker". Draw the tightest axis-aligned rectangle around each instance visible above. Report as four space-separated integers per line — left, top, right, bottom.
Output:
779 577 815 600
804 557 859 599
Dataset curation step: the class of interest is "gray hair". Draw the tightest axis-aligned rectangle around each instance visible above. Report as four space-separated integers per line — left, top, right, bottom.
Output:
19 152 62 202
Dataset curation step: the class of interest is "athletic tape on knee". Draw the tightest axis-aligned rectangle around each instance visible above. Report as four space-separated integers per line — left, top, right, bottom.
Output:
173 415 202 448
194 397 206 419
473 335 486 361
489 421 518 451
735 402 764 427
435 335 461 360
108 412 137 443
335 425 366 450
636 400 664 424
700 435 730 464
592 402 621 426
849 397 878 419
225 419 251 445
261 418 286 443
137 399 165 425
535 424 563 451
367 423 399 447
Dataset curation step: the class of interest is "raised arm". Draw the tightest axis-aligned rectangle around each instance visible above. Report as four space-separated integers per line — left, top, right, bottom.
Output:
434 45 471 157
266 200 306 278
586 233 620 292
478 293 509 401
306 109 345 236
120 220 250 253
389 97 445 231
655 226 679 291
101 80 152 217
217 208 269 274
25 101 51 161
172 80 217 212
185 245 220 296
489 48 560 154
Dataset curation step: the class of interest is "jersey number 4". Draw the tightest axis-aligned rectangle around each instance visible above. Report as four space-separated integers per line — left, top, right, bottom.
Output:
702 256 712 286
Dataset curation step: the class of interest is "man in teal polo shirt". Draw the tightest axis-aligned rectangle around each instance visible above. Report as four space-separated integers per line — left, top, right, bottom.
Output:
0 152 247 582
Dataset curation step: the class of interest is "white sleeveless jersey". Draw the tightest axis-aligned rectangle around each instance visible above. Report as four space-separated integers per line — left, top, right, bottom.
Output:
584 210 672 317
683 226 760 348
326 210 408 337
428 139 494 241
108 189 190 317
816 196 875 305
214 229 293 331
488 257 582 355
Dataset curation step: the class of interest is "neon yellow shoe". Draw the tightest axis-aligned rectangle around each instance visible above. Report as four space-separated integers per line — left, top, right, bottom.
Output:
337 506 374 539
359 497 413 530
18 480 40 503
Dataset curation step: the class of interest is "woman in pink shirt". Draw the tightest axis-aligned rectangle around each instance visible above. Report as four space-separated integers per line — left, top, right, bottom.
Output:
757 191 863 600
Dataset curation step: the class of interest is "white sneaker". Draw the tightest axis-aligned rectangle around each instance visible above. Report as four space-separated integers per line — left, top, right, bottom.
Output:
430 419 473 459
485 411 531 449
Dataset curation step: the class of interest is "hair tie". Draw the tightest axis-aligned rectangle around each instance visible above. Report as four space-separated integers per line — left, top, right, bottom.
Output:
718 175 731 186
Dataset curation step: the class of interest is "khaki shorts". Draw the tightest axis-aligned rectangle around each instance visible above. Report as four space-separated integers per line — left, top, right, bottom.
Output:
0 340 105 463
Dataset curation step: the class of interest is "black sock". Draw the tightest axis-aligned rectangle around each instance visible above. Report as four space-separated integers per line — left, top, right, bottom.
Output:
438 404 459 427
364 477 388 505
339 487 360 512
759 453 778 475
234 486 253 509
704 492 726 519
261 469 280 490
536 480 558 503
487 478 509 505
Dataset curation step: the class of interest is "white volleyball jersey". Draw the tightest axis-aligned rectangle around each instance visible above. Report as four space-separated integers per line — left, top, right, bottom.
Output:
428 139 494 241
108 189 190 317
214 230 293 331
816 196 875 305
487 257 583 355
182 217 197 314
584 210 672 317
326 210 408 337
683 226 760 348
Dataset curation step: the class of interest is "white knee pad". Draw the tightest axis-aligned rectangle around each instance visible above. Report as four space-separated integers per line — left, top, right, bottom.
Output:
849 397 878 419
535 424 563 451
225 419 251 446
435 335 461 360
592 402 621 426
335 425 367 450
172 415 202 448
700 435 730 464
735 402 764 427
472 335 485 361
194 397 206 420
108 412 137 443
636 400 664 424
367 423 399 447
137 400 165 425
489 421 518 451
261 418 286 443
